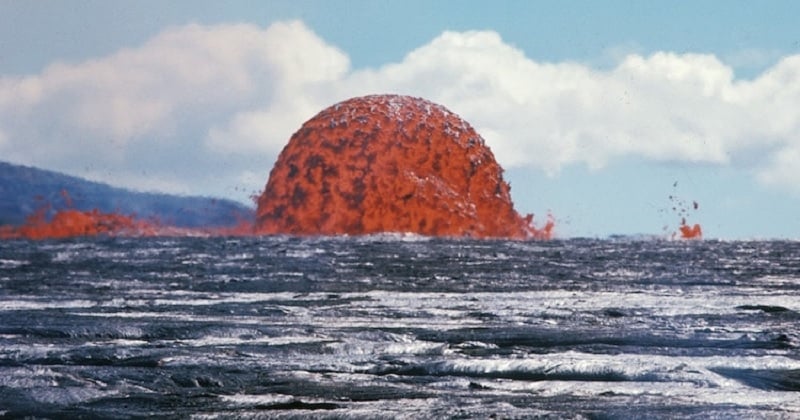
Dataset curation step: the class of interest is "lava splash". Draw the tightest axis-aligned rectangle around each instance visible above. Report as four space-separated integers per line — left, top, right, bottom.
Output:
668 192 702 239
254 94 552 239
679 219 703 239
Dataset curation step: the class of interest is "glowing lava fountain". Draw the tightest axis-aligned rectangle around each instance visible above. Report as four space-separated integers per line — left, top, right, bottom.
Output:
254 94 553 239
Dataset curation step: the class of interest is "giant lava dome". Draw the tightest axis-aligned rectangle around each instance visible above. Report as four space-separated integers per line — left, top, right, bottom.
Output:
255 94 553 239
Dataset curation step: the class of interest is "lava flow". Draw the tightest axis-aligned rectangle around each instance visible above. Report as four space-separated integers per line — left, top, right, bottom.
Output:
0 191 159 240
255 94 553 239
0 190 257 240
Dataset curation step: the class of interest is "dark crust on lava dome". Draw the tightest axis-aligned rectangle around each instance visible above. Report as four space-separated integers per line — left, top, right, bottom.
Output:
255 94 535 238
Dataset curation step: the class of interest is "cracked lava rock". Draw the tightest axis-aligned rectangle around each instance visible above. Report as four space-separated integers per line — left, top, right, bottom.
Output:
255 94 551 239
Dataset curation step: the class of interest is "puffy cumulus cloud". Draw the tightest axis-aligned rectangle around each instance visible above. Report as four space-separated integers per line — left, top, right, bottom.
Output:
0 20 348 197
2 21 800 200
345 34 761 173
342 31 800 190
758 146 800 190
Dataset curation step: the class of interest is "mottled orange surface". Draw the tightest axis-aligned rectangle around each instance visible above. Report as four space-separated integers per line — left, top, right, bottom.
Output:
255 94 552 239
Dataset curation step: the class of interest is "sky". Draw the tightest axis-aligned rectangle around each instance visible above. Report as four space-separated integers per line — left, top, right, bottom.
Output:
2 1 800 239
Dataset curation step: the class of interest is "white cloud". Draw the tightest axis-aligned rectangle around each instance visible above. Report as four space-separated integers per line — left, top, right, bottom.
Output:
0 20 349 199
757 146 800 190
2 21 800 200
339 32 800 188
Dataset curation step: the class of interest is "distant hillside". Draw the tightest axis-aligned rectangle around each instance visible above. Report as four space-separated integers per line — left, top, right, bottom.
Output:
0 161 254 228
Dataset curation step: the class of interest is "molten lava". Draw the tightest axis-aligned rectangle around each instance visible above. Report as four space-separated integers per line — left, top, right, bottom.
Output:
668 191 702 239
0 190 254 240
255 94 551 239
679 218 703 239
0 190 156 240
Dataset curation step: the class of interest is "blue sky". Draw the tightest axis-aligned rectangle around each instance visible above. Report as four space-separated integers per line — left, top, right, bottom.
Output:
2 1 800 239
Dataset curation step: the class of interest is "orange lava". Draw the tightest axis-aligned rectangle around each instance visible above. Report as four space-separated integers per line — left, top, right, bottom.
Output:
0 190 255 240
679 218 703 239
667 189 703 240
0 190 156 240
9 208 156 240
255 94 552 239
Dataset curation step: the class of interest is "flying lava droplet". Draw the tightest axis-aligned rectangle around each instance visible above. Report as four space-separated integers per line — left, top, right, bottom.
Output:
254 94 553 239
668 189 702 239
